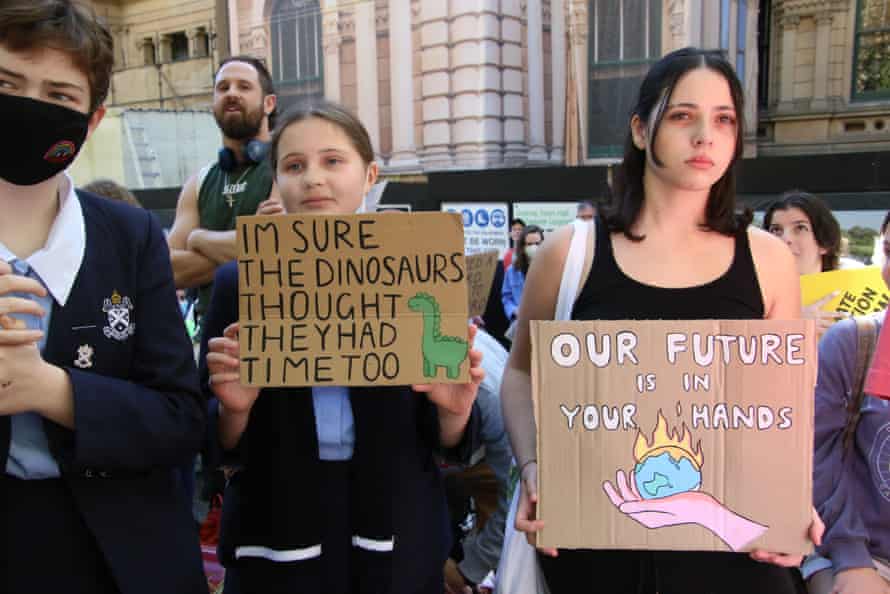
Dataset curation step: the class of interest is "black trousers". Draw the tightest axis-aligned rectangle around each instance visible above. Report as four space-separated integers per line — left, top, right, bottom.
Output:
539 549 806 594
224 461 442 594
2 473 120 594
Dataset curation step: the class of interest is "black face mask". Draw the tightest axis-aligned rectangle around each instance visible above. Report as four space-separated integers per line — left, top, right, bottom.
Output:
0 94 90 186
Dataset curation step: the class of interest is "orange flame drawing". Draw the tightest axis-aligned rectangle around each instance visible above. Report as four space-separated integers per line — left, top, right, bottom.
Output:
633 410 704 470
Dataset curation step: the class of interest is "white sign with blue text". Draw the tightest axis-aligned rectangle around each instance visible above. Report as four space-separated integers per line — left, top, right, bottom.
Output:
441 202 510 256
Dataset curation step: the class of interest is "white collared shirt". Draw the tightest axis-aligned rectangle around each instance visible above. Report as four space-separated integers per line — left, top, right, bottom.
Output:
1 172 85 479
0 172 85 305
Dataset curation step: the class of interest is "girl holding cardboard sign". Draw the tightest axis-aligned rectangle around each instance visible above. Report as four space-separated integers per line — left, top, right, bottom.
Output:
202 102 485 594
501 48 824 593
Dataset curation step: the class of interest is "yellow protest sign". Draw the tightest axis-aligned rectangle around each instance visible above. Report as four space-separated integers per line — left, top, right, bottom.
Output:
800 268 889 315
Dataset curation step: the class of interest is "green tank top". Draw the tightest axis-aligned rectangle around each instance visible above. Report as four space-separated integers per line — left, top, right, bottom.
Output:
195 159 273 320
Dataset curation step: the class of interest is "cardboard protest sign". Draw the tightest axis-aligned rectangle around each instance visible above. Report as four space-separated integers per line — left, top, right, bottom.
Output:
466 250 499 318
531 320 816 553
237 213 470 387
801 267 889 315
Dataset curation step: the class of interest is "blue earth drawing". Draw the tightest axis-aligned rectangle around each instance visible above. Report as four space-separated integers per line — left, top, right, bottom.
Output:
634 451 702 499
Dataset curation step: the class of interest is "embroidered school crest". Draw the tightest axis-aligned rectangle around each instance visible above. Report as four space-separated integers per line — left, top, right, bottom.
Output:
870 421 890 502
44 140 77 164
102 290 135 341
74 344 94 369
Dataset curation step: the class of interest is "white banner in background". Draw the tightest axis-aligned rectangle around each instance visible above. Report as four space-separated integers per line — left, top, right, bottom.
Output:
513 202 577 233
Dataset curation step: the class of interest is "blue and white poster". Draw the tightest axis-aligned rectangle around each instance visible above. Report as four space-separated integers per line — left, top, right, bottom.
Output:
441 202 510 256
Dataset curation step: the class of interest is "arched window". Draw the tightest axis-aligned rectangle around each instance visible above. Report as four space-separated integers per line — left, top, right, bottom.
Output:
587 0 662 158
270 0 324 112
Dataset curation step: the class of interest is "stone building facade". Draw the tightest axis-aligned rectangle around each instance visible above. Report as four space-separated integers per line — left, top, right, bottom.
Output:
229 0 571 172
90 0 890 173
91 0 219 109
758 0 890 155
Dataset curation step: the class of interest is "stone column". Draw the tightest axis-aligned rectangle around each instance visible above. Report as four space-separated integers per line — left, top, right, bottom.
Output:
137 37 155 66
812 11 832 109
686 0 703 48
228 0 240 55
158 34 173 63
419 0 452 169
187 28 206 58
502 0 527 164
355 0 381 153
527 0 547 160
322 0 341 102
550 0 566 162
451 0 503 168
388 0 419 168
743 1 759 156
186 28 198 58
567 0 588 161
779 15 799 106
667 0 695 51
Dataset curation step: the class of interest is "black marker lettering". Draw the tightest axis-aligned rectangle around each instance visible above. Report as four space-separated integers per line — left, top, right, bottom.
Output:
358 220 379 249
291 220 308 253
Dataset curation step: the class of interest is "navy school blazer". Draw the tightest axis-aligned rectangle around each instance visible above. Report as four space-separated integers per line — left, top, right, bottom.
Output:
0 191 208 594
199 261 485 592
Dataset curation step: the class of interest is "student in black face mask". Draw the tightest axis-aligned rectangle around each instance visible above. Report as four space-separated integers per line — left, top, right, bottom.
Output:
0 2 206 593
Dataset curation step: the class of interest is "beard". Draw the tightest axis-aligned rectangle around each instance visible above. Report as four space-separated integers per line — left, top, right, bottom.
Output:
214 101 265 141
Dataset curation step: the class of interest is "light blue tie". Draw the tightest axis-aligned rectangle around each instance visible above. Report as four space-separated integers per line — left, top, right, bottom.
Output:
5 258 60 479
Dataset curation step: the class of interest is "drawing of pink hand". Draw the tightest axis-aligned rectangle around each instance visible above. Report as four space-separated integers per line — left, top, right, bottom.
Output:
603 469 768 552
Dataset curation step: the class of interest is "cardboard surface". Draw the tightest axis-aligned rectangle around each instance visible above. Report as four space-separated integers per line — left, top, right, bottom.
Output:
531 320 816 553
801 267 889 315
466 250 499 318
237 213 470 387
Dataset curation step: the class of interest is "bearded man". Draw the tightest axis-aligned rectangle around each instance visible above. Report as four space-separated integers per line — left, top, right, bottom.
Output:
167 56 282 329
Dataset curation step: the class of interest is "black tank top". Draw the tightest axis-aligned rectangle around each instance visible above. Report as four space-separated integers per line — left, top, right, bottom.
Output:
571 216 765 321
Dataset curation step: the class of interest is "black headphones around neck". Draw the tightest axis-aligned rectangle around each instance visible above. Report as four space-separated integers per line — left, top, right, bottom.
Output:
218 139 269 172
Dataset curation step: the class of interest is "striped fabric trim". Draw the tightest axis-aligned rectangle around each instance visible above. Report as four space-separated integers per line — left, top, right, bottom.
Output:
351 535 395 552
235 545 322 562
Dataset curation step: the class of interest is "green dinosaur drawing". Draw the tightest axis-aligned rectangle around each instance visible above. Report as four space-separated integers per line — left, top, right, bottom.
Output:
407 292 469 379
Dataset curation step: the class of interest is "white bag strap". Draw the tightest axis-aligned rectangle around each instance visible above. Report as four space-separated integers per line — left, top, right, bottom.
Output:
555 219 595 321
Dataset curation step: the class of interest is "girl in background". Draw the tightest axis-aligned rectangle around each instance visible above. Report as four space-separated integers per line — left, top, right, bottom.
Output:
764 190 845 338
501 224 544 323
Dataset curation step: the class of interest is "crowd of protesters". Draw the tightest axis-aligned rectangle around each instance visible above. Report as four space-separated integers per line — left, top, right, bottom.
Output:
3 2 889 594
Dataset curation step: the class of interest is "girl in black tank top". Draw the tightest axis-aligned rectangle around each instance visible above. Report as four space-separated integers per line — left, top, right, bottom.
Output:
539 216 801 594
571 214 765 321
503 49 817 594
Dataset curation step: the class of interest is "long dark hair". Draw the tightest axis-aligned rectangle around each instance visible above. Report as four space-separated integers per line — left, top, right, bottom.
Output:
763 190 841 272
605 48 751 241
514 225 544 275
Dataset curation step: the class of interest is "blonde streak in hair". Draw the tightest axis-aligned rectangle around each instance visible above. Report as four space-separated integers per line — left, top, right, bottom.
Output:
645 86 672 159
